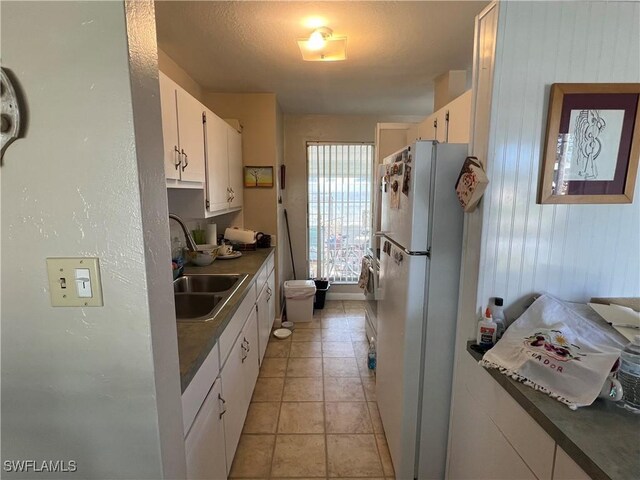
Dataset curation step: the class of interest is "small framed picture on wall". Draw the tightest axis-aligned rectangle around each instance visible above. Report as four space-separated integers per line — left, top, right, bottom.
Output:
538 83 640 204
244 166 274 188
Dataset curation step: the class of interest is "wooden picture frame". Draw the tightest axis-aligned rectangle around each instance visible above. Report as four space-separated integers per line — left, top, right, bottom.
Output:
538 83 640 204
244 166 273 188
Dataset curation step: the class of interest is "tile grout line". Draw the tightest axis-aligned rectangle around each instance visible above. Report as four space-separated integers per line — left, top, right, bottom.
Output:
243 303 390 479
266 344 287 480
321 316 330 480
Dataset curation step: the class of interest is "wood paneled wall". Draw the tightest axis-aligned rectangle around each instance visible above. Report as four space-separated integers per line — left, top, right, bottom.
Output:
477 1 640 311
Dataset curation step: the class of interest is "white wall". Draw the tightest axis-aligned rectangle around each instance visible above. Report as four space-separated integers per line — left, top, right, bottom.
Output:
1 2 185 478
158 48 205 103
476 0 640 317
283 114 422 291
448 2 639 475
276 103 291 312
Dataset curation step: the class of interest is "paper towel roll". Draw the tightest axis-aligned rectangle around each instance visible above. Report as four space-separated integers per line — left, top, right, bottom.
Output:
224 227 256 244
206 224 217 245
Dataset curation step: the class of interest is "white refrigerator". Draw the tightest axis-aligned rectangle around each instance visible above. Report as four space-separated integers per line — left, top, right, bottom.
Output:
375 141 466 480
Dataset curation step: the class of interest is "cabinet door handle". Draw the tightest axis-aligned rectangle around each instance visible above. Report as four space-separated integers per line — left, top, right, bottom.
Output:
241 337 249 362
173 146 181 170
266 286 272 301
181 149 188 171
218 393 227 419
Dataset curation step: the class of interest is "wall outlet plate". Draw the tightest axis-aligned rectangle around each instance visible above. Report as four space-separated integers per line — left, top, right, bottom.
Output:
46 257 103 307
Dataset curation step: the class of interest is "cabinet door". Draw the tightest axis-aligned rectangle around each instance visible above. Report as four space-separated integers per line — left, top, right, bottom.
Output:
185 378 227 480
553 447 590 480
159 72 181 180
205 112 231 213
220 333 248 475
241 308 260 401
176 88 206 182
227 126 243 209
256 284 270 364
417 114 437 141
267 270 275 331
435 108 448 143
447 90 472 144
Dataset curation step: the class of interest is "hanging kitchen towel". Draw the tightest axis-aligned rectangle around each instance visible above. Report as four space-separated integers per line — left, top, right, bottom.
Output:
358 257 371 291
480 294 624 409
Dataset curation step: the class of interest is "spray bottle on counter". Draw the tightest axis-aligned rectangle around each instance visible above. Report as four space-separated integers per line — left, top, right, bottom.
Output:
492 297 506 339
477 307 497 348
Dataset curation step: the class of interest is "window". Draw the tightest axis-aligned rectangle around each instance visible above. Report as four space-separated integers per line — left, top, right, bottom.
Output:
307 143 373 283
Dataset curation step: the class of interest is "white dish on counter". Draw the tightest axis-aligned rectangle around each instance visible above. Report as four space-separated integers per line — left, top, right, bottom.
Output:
217 252 242 260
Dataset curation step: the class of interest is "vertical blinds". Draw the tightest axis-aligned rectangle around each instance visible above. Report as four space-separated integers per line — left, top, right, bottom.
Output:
307 143 373 283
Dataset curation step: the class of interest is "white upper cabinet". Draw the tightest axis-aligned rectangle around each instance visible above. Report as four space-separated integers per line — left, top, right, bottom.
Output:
159 71 206 185
435 108 449 143
204 111 243 215
176 89 206 182
227 127 243 210
159 71 181 180
418 114 437 141
446 90 472 144
410 90 472 145
204 111 231 213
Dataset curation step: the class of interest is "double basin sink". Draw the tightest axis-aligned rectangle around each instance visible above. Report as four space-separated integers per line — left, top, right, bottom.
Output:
173 273 248 322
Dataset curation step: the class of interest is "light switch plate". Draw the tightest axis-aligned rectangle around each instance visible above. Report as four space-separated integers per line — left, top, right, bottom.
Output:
46 257 103 307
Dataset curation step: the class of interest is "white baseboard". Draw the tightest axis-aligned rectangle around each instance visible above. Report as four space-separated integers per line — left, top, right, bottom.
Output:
326 292 367 301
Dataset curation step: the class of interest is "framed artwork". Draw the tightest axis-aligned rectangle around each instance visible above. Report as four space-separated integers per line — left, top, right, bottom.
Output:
244 166 274 188
538 83 640 204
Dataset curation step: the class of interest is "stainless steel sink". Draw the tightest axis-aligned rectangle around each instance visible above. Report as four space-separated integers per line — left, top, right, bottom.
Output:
174 294 224 320
173 273 248 322
173 274 245 294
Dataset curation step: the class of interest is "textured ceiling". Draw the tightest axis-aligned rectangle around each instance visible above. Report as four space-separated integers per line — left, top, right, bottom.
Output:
155 1 488 115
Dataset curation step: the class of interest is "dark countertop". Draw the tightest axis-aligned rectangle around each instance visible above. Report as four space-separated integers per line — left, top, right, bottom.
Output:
178 248 275 392
467 341 640 480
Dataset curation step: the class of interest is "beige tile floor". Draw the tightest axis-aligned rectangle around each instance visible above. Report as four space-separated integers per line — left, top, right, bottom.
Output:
229 300 395 479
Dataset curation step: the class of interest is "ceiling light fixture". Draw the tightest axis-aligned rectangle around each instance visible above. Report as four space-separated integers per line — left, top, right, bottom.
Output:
297 26 347 62
307 27 332 51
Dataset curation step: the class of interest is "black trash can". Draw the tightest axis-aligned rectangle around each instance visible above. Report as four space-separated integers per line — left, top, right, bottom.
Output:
313 279 330 310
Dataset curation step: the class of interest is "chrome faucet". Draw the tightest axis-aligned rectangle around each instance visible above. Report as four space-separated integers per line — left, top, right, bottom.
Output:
169 213 198 252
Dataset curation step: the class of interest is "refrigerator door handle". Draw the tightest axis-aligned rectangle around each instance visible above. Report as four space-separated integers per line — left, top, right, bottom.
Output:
377 233 430 257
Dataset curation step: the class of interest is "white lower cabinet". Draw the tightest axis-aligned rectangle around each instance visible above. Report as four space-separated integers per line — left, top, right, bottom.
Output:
267 271 275 336
553 447 591 480
447 350 594 480
256 267 276 364
447 378 538 480
183 255 274 479
185 378 227 480
220 307 259 475
241 307 260 402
